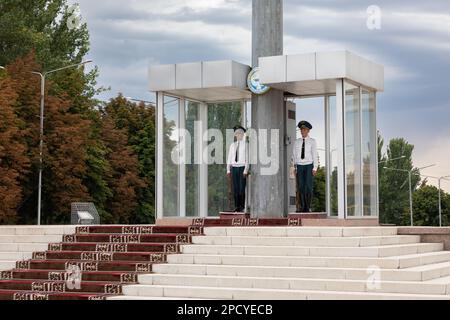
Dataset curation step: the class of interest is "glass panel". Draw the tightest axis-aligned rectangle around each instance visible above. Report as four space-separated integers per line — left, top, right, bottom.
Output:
163 96 180 217
328 96 339 216
185 101 200 217
207 102 242 216
295 97 326 212
345 82 362 217
362 90 377 216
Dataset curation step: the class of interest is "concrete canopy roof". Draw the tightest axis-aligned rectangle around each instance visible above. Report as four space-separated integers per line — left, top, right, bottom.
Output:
148 60 251 102
259 51 384 95
148 51 384 101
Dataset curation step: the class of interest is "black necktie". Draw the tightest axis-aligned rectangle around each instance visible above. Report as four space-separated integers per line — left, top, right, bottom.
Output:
301 139 305 160
235 142 239 162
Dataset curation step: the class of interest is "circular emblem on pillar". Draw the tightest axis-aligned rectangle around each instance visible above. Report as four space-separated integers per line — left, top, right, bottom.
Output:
247 67 271 95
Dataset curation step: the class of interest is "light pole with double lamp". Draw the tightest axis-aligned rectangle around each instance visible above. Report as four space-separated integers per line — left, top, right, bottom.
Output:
423 174 450 227
378 155 406 165
383 164 436 226
31 60 93 225
125 97 156 107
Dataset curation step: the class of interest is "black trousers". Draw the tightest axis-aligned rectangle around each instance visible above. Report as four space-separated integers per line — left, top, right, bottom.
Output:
296 164 314 212
231 166 246 211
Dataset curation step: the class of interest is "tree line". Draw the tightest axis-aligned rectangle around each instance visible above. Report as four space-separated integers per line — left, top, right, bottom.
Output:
0 53 155 225
0 0 154 224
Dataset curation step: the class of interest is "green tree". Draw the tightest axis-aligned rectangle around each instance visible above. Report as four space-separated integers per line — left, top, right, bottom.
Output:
0 1 112 224
378 136 421 225
102 95 155 223
0 0 102 103
207 102 242 215
100 115 145 224
312 167 326 212
6 53 93 224
412 183 450 226
185 102 199 217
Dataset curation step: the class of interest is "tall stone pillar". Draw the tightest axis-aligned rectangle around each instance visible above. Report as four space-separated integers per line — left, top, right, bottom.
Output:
250 0 285 218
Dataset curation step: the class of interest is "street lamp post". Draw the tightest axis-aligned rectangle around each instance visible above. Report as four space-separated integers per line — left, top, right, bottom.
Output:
125 97 155 107
419 174 450 227
32 60 92 225
378 155 406 165
383 164 436 226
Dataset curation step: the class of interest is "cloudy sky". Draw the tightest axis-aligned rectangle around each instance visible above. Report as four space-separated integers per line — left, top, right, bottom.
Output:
70 0 450 190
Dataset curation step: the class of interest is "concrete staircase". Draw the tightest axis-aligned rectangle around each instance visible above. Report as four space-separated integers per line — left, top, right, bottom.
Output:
112 227 450 300
0 226 76 271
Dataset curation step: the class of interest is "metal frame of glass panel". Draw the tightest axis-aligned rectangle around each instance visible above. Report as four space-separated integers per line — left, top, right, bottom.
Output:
156 79 379 219
156 91 249 218
337 79 379 219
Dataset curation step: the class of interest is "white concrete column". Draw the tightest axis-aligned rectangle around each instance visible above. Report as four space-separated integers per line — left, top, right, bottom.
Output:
179 98 186 217
336 79 347 219
156 92 164 220
325 96 332 217
374 93 380 218
198 102 209 217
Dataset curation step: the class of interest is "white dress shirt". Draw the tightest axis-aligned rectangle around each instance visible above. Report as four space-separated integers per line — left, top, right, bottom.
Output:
227 140 249 174
291 136 319 170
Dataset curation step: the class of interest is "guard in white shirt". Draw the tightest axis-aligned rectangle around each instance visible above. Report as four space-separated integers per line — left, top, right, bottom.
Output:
227 126 249 212
292 121 319 213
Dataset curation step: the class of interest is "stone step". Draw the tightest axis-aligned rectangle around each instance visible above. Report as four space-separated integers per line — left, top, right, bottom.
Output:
75 226 193 235
2 270 138 283
0 289 109 300
47 242 172 253
0 243 51 252
0 279 123 294
167 251 450 269
192 235 420 247
30 251 167 263
181 243 444 257
139 274 450 295
62 233 190 244
0 252 33 261
203 227 399 238
425 274 450 284
0 235 64 243
151 261 450 282
121 284 450 300
15 259 154 273
0 261 16 271
0 226 76 236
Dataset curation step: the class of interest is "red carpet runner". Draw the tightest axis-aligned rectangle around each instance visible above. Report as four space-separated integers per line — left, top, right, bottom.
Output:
0 218 301 300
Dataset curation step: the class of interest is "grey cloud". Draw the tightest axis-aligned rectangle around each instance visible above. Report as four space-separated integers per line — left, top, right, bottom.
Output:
69 0 450 158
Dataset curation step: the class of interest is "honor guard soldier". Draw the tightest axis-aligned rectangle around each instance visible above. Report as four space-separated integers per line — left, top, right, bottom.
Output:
227 125 249 212
291 121 319 213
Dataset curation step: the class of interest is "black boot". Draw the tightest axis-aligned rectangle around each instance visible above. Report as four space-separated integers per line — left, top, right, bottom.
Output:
235 194 241 212
240 193 246 213
305 193 312 213
295 192 301 213
300 192 306 213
